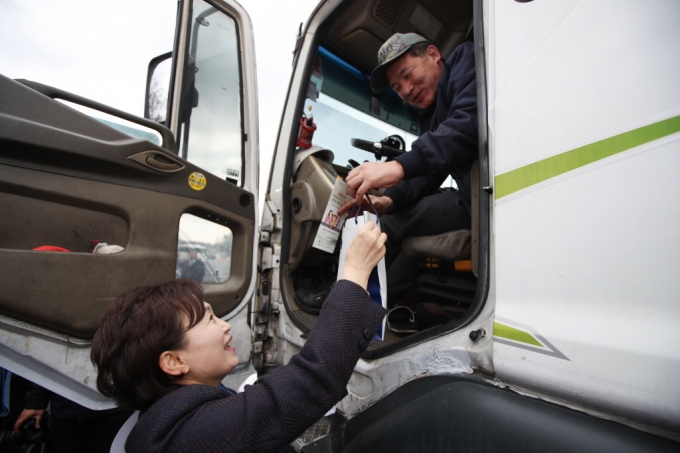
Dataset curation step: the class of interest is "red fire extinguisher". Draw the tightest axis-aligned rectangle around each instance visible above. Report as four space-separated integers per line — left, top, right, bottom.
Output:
296 105 316 148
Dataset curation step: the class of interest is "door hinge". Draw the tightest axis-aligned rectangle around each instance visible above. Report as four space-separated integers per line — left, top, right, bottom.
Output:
256 273 271 325
260 231 270 244
261 199 281 233
252 340 264 370
260 247 280 271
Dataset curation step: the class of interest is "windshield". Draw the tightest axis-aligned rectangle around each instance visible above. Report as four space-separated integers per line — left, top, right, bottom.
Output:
303 94 417 167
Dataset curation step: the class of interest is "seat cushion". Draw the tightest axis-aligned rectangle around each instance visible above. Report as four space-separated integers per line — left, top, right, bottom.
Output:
401 229 471 262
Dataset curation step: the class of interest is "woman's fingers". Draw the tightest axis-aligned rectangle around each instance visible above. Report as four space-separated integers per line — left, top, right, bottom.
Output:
341 222 387 289
349 222 385 266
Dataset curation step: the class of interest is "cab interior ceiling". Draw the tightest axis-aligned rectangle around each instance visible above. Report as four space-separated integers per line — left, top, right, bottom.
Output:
322 0 473 75
279 0 477 354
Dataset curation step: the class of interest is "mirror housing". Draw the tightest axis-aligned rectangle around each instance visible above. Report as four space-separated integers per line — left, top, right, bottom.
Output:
145 52 172 124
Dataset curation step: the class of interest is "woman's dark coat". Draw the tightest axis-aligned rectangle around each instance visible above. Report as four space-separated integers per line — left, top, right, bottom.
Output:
127 279 386 452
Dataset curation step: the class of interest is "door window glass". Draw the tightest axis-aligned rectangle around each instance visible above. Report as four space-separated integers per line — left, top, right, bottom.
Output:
178 0 243 186
177 213 233 284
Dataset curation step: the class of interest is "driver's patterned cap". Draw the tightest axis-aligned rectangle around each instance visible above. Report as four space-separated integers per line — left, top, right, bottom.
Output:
370 33 429 94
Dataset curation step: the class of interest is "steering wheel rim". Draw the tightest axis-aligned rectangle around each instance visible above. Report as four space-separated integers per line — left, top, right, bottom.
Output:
350 138 404 161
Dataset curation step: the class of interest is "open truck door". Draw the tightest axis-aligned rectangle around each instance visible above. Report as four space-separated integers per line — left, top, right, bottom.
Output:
0 0 259 409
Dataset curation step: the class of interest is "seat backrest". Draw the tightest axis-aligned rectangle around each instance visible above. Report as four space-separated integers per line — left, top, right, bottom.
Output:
399 161 479 273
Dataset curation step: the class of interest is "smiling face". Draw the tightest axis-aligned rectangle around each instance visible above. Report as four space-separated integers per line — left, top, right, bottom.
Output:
172 303 238 387
386 46 443 109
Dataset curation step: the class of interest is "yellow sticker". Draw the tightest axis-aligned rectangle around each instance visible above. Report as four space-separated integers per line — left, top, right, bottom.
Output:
188 172 207 191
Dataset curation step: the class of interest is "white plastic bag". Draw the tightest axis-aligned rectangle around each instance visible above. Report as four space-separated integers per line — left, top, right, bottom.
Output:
337 201 387 341
93 242 124 254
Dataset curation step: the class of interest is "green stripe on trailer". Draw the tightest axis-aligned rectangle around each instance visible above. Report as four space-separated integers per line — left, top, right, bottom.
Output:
495 115 680 199
493 322 542 347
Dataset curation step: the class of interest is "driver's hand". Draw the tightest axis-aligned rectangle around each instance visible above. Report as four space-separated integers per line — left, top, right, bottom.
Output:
346 161 405 203
338 195 393 216
371 196 394 215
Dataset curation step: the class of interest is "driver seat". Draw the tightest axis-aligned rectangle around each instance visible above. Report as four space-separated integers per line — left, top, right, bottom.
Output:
399 161 479 277
401 229 471 265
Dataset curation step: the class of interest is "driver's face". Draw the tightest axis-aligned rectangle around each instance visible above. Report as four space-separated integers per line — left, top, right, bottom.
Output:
386 46 443 110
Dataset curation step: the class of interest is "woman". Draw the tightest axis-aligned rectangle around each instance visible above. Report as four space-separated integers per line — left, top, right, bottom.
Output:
91 222 387 453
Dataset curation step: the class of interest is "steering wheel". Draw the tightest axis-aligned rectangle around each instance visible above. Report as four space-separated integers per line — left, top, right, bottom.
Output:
350 136 405 161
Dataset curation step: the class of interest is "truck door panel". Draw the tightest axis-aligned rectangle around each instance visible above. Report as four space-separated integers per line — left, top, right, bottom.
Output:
0 75 255 338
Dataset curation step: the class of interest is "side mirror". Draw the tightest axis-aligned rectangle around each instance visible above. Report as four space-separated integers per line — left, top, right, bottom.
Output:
145 52 172 123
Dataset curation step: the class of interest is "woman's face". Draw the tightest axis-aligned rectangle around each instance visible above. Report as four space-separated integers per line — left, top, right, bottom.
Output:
175 303 239 387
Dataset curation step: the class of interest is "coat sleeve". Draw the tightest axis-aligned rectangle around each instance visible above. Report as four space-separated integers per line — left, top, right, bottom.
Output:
167 280 387 453
394 42 478 181
23 383 52 410
383 168 450 213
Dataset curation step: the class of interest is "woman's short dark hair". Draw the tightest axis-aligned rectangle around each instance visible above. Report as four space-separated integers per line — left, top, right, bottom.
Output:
91 279 206 410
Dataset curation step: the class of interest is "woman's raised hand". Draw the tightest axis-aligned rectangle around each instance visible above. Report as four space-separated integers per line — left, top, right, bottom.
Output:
341 222 387 289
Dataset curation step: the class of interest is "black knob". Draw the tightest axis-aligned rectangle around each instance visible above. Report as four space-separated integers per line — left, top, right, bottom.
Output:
359 339 369 352
292 197 302 213
469 329 486 342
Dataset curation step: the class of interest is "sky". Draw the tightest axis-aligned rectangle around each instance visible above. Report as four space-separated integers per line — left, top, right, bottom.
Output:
0 0 321 210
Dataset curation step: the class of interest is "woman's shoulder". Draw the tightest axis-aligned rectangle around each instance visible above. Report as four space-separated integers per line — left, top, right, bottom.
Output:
127 385 233 451
143 384 231 422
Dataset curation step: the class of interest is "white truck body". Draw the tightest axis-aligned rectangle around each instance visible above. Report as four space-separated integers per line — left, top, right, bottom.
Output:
0 0 678 448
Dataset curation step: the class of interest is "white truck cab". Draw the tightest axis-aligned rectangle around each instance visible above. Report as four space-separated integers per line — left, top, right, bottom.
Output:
0 0 679 450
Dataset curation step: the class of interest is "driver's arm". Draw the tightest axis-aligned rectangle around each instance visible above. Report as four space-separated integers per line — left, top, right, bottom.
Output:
394 42 478 182
383 167 450 213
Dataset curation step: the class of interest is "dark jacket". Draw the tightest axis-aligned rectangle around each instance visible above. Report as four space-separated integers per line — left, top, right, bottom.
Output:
127 279 386 453
24 382 122 422
180 258 205 282
385 40 478 212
